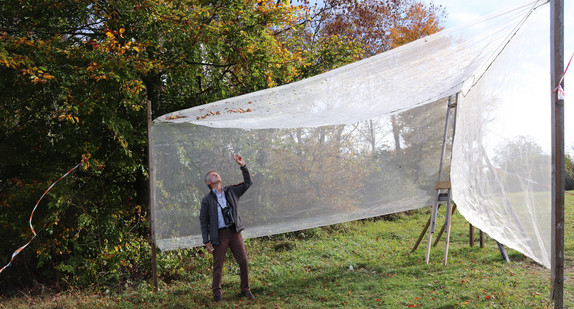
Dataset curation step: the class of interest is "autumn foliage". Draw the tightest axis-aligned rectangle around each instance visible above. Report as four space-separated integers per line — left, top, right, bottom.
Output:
305 0 445 56
0 0 444 291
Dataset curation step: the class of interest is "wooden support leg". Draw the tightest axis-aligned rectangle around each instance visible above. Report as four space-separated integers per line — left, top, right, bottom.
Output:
411 214 432 254
470 225 475 247
480 230 485 248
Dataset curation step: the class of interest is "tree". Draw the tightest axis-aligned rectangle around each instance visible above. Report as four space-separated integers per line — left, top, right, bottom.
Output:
303 0 446 57
493 136 550 192
0 0 368 290
298 0 446 163
1 0 448 290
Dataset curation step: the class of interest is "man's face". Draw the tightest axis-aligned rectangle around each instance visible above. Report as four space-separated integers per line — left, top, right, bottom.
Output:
207 171 221 187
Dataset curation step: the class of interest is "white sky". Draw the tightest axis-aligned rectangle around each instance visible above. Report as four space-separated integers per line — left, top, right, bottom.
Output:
430 0 574 153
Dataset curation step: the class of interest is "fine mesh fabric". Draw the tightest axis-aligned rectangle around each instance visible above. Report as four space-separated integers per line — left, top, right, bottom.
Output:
152 1 552 267
452 2 551 267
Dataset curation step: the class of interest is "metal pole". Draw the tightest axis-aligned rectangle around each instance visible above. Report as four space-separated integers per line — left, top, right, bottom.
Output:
442 191 453 266
426 96 453 264
146 98 159 292
433 204 457 247
410 214 432 254
496 241 510 263
441 94 458 266
550 0 564 307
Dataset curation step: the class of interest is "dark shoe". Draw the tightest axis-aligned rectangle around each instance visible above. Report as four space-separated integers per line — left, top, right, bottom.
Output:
241 291 255 300
214 294 222 302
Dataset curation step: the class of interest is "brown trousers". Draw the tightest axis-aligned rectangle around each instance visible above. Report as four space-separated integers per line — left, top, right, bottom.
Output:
212 228 250 297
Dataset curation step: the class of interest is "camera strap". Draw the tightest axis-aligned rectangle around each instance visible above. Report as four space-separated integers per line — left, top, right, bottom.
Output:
214 191 231 211
216 200 231 211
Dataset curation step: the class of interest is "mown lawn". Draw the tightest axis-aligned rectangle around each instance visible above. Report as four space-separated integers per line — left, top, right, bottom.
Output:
2 192 573 308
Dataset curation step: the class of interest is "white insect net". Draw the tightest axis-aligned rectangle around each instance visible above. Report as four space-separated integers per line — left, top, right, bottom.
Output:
452 2 551 267
152 0 552 267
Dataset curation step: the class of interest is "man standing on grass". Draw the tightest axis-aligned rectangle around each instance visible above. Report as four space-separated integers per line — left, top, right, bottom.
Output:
199 153 255 303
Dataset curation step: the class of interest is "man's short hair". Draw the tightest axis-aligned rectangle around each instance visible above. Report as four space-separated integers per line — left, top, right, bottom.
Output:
205 170 217 189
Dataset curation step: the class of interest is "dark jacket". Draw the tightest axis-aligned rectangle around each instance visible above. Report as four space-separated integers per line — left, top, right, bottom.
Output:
199 165 252 246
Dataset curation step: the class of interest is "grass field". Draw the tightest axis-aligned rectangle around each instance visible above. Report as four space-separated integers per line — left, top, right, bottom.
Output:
2 192 573 308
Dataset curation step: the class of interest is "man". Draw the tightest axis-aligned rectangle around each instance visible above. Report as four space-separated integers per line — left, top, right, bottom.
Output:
199 153 255 303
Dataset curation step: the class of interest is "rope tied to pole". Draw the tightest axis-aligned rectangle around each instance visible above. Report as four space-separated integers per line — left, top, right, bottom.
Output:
554 51 573 100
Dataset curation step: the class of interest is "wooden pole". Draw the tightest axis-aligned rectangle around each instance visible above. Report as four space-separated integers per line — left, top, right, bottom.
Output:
550 0 564 307
147 98 159 292
469 225 474 247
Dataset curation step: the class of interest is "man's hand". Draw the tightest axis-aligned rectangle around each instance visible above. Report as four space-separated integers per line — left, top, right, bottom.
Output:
233 153 245 167
205 242 214 254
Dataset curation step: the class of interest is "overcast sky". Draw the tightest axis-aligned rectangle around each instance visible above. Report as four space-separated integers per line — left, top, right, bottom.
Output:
431 0 574 152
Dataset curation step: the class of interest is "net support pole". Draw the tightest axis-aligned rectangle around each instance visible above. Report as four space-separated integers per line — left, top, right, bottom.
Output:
433 204 457 247
425 95 456 264
442 190 453 266
147 98 159 292
550 0 564 307
496 241 510 263
410 213 432 254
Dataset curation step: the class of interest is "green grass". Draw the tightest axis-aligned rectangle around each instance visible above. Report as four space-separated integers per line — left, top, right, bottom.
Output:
2 192 574 308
